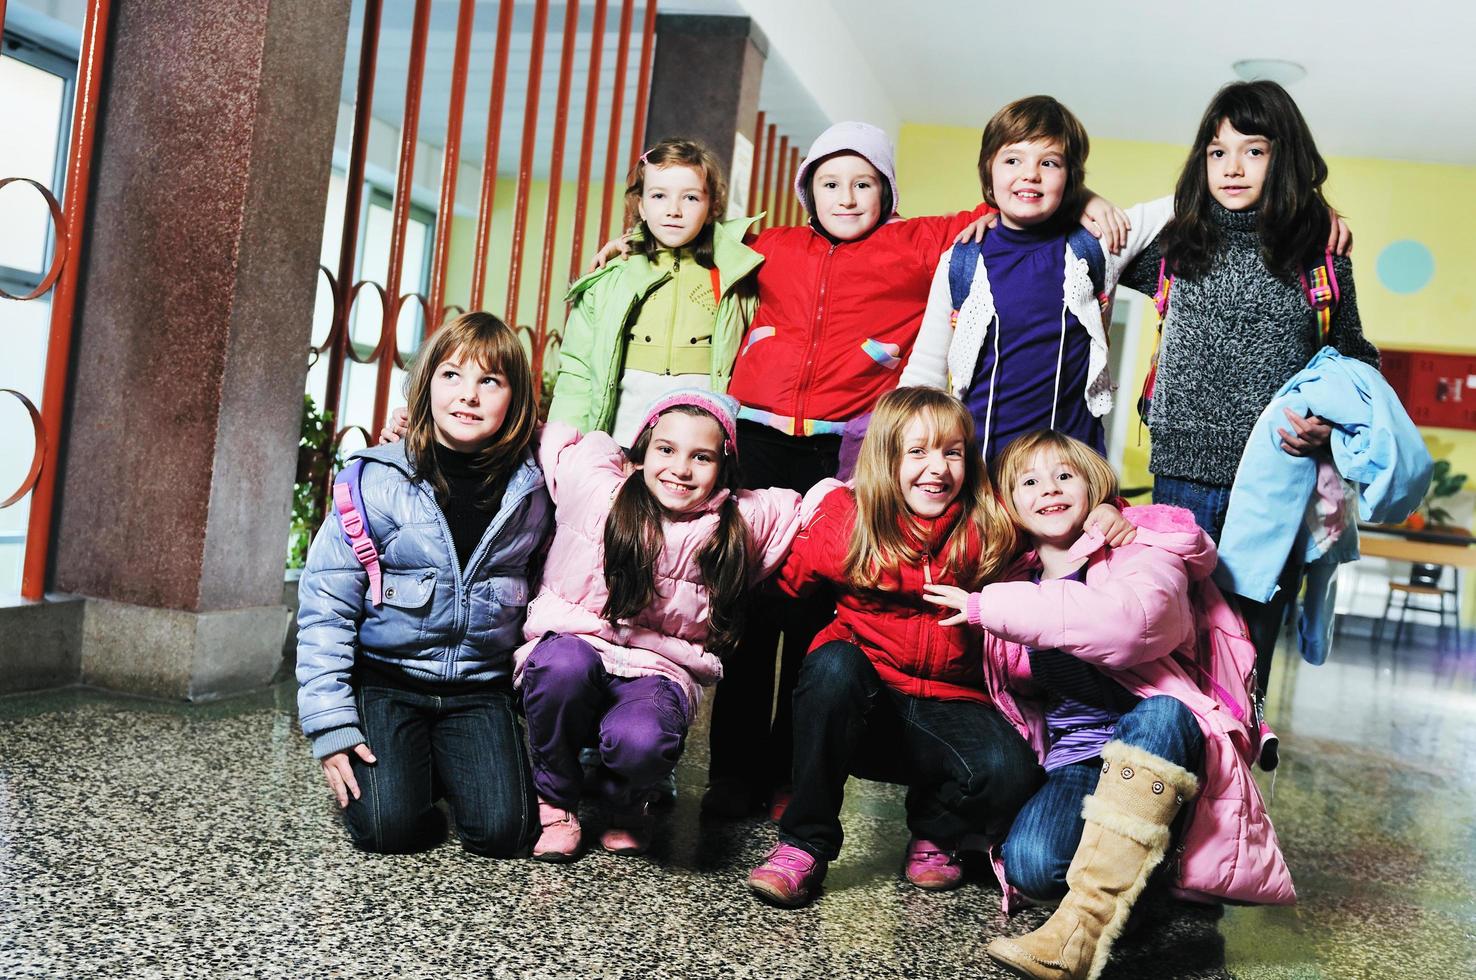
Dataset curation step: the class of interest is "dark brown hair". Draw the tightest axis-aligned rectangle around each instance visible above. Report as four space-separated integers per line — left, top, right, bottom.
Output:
402 312 537 503
601 405 750 656
624 137 727 268
977 96 1090 222
1159 80 1332 280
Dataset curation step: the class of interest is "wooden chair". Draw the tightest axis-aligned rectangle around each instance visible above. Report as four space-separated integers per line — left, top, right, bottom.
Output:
1375 562 1460 649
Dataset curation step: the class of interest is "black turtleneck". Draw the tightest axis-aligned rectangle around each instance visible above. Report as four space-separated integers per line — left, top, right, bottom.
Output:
435 446 511 571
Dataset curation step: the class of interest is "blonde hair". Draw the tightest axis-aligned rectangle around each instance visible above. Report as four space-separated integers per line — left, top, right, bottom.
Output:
993 430 1118 538
402 312 537 501
846 387 1015 591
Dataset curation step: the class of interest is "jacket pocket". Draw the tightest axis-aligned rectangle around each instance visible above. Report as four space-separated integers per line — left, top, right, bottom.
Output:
381 568 437 609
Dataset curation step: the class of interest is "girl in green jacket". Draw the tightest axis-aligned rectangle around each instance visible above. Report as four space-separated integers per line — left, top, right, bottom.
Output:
548 138 762 445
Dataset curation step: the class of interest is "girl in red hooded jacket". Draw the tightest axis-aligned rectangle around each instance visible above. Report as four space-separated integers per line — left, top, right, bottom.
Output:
745 388 1130 909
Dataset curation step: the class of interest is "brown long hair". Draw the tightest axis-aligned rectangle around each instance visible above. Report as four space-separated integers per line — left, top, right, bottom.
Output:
1159 80 1332 280
402 312 537 503
624 137 727 268
846 387 1016 591
601 405 750 656
977 95 1090 225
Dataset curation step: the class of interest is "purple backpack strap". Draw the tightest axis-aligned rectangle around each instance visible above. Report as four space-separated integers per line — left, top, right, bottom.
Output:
333 458 382 605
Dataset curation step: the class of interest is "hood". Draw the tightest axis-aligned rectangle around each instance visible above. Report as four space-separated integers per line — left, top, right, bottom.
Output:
1065 503 1219 581
794 121 899 217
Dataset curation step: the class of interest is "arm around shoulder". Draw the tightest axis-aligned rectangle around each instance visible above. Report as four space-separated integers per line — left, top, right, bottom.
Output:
898 250 957 391
736 486 804 580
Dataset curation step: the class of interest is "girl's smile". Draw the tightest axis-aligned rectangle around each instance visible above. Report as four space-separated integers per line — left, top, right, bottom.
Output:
897 418 965 519
639 412 724 515
1011 449 1090 547
990 139 1068 230
810 153 884 241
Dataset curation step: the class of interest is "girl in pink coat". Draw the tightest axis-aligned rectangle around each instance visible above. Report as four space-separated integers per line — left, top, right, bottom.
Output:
516 389 802 862
926 430 1293 980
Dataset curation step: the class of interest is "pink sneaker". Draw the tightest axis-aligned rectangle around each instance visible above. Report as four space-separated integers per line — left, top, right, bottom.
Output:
747 843 827 907
904 837 963 891
600 802 653 856
532 799 581 863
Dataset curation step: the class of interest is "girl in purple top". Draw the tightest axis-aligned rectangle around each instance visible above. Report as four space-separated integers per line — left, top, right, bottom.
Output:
900 96 1171 461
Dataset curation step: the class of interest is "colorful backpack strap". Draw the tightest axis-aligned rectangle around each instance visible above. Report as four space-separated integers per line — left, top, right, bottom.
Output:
1299 250 1340 344
947 238 983 329
1152 257 1173 318
332 458 382 606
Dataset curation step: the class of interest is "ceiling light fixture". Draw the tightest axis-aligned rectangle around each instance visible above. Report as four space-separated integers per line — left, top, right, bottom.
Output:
1232 59 1307 85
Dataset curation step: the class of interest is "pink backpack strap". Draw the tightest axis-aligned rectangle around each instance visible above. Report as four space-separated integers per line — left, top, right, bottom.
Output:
1299 250 1339 343
333 460 382 605
1152 258 1172 318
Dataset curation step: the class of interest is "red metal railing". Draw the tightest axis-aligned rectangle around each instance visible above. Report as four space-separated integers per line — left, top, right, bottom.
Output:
2 0 113 601
310 0 660 521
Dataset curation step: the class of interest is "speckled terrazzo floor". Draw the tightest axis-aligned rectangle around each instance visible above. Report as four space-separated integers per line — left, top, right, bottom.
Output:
1 624 1472 979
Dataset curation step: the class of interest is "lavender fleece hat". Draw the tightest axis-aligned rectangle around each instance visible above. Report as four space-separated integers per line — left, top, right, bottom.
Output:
793 121 900 216
636 387 741 458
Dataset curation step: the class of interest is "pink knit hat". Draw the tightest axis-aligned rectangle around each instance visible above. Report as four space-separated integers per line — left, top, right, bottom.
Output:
794 121 900 217
636 387 740 458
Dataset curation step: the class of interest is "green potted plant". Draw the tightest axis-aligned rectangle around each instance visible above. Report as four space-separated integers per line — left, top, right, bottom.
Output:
1416 459 1468 531
288 395 339 570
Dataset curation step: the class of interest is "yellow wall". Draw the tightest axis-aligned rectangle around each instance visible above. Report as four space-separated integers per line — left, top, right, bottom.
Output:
897 122 1476 501
441 175 619 372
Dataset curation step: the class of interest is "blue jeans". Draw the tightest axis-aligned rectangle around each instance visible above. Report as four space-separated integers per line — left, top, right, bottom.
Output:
1001 695 1203 900
780 641 1043 861
342 684 535 857
1154 474 1299 697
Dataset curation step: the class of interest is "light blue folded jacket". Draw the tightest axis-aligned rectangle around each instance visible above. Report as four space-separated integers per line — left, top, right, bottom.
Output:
1216 347 1433 663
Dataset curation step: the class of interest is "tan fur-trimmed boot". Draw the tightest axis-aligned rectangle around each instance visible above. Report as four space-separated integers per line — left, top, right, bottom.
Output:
987 741 1200 980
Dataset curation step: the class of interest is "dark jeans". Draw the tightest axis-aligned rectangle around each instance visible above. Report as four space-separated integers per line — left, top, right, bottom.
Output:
779 641 1043 862
708 421 841 797
1001 695 1204 900
343 684 534 857
521 633 688 810
1153 474 1300 698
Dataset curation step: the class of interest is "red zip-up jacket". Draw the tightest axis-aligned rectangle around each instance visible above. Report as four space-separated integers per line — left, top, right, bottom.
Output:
777 484 989 703
728 207 991 434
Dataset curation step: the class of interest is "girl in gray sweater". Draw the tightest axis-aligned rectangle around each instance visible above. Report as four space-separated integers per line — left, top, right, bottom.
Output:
1118 80 1378 772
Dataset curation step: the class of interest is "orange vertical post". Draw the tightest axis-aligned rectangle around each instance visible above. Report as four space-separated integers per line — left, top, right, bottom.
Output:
567 0 609 284
470 0 516 312
626 0 658 164
531 0 581 379
505 0 551 335
426 0 478 330
596 0 636 247
746 110 764 220
20 0 112 600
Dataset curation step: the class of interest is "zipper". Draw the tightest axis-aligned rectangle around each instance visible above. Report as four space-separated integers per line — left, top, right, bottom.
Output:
665 254 679 375
792 242 837 432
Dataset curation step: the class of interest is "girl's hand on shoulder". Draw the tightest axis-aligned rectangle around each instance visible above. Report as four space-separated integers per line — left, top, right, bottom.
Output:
953 211 1000 245
321 743 377 809
379 406 409 445
1081 192 1130 255
1087 503 1137 547
588 234 634 271
923 583 972 627
1278 408 1333 457
1327 209 1353 256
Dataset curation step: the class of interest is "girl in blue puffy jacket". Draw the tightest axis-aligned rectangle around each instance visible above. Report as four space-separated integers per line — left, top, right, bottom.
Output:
296 312 552 856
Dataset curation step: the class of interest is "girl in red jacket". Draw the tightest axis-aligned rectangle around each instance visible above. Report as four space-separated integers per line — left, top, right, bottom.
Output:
746 387 1125 908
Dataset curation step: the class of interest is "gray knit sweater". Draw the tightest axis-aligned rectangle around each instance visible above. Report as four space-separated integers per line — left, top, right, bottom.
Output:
1120 204 1379 486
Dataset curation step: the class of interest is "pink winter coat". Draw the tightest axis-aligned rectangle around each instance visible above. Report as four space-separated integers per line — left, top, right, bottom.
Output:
514 423 803 720
969 503 1296 910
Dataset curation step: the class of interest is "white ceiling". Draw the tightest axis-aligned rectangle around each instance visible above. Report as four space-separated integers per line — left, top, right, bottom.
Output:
713 0 1476 166
345 0 1476 176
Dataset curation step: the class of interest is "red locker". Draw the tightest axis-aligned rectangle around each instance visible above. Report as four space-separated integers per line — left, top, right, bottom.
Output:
1380 349 1476 430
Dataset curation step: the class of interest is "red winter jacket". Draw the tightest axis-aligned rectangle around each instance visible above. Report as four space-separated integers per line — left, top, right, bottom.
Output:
728 207 991 434
777 482 989 703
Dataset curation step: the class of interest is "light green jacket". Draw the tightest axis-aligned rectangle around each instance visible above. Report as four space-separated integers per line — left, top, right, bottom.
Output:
546 215 763 434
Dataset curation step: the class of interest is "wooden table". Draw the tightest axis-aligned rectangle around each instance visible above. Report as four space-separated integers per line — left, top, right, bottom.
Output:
1356 524 1476 569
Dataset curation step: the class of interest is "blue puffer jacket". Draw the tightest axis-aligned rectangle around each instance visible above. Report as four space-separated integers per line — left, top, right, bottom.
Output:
296 441 551 758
